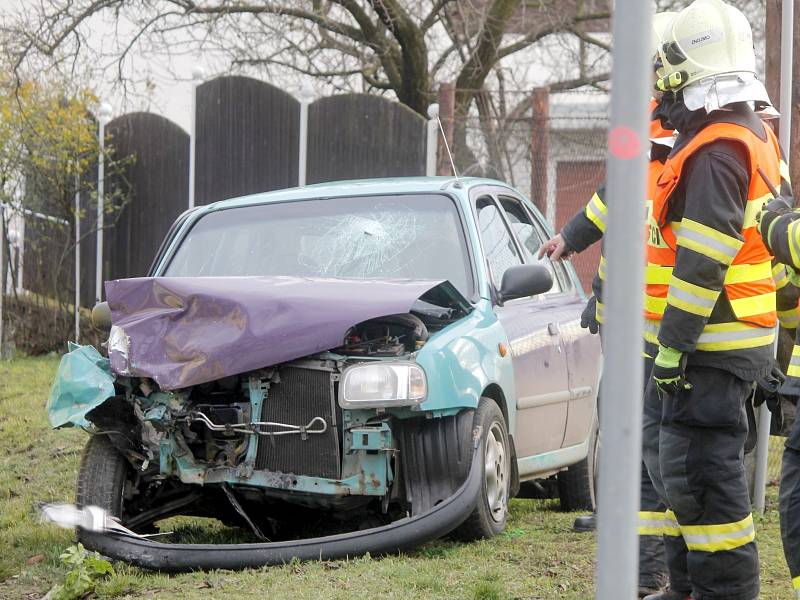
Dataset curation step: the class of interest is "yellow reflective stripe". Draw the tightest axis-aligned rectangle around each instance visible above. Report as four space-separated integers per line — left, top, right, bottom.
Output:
667 276 719 317
677 219 743 265
680 514 755 552
778 308 800 330
782 159 792 185
663 509 681 537
598 255 607 281
729 292 776 318
595 300 605 324
645 264 672 285
585 193 607 233
644 319 774 350
788 345 800 378
774 264 790 290
789 220 800 270
694 322 776 351
638 511 671 536
723 261 773 285
743 193 773 229
643 319 660 345
646 262 772 287
645 295 667 316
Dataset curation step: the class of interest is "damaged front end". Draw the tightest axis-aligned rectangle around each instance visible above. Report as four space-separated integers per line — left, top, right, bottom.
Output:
48 276 481 570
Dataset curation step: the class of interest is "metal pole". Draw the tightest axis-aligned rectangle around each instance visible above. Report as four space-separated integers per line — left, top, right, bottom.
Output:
0 204 4 359
595 1 654 598
74 168 80 343
753 0 796 515
95 103 111 305
426 103 439 176
779 0 794 152
298 83 313 187
188 66 204 208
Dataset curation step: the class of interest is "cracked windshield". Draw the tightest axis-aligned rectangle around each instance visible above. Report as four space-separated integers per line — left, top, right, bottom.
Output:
165 193 473 296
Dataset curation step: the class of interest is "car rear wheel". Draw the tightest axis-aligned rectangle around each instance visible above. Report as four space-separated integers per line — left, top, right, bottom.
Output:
453 397 510 540
557 418 598 511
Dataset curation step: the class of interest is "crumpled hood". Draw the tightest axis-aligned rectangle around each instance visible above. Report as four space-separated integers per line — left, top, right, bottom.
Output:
106 276 463 390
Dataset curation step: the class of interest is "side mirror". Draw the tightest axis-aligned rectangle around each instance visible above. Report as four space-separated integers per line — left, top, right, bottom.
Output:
91 301 112 332
498 264 553 304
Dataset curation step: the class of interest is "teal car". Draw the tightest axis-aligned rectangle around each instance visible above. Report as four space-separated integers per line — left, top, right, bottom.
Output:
49 177 602 570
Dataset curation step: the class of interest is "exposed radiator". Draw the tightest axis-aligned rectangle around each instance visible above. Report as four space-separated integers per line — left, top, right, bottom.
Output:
255 366 341 479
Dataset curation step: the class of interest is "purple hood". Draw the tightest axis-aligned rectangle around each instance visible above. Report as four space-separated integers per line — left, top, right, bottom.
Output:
105 276 460 390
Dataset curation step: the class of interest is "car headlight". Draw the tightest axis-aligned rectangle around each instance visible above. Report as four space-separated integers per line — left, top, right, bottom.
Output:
339 362 427 408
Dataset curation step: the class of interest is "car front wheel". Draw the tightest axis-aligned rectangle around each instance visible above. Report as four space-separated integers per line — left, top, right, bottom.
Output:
453 397 510 540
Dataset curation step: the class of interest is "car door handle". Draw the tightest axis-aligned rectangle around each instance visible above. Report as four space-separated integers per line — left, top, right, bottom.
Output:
547 322 559 336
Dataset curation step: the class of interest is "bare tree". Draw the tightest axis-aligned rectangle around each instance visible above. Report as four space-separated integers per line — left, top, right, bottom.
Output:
2 0 769 181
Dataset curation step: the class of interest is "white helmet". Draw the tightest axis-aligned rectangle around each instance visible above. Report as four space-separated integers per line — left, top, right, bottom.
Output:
655 0 756 92
652 12 677 78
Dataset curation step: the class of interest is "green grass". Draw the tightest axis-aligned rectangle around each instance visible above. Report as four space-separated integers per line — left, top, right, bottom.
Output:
0 355 794 599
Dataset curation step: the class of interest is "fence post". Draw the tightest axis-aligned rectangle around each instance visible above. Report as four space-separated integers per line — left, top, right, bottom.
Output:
595 0 653 596
530 86 550 216
74 169 80 343
426 104 439 176
188 66 204 209
298 83 313 187
437 83 455 176
95 103 112 305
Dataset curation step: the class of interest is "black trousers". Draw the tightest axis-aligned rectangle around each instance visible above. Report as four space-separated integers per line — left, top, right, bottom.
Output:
639 353 668 590
642 365 758 600
780 401 800 596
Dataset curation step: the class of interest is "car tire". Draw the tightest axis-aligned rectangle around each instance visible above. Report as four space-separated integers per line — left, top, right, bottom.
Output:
76 435 131 542
557 418 598 511
452 397 510 540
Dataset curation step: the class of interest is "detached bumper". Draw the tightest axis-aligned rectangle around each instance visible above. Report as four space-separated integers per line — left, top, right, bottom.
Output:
79 444 482 572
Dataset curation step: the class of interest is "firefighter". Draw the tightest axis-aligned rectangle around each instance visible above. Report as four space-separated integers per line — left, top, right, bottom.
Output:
755 169 800 599
640 1 782 598
538 14 678 596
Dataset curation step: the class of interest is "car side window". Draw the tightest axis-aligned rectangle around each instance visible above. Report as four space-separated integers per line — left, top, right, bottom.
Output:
497 196 564 294
475 196 523 290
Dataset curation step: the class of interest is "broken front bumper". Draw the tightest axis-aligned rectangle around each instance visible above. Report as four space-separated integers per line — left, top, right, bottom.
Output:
79 442 482 572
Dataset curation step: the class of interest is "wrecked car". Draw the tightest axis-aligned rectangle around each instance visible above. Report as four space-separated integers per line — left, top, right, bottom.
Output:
47 177 602 570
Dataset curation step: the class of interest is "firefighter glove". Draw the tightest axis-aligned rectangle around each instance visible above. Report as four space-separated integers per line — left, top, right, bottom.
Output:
652 345 692 395
757 196 794 250
580 296 599 334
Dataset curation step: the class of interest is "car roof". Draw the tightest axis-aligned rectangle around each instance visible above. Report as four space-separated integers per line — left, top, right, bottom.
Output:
203 176 517 210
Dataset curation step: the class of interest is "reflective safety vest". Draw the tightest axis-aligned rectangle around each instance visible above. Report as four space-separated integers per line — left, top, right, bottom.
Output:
594 104 674 324
643 121 781 351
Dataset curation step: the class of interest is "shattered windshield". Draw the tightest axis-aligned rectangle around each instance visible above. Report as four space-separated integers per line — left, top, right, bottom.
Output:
163 194 474 296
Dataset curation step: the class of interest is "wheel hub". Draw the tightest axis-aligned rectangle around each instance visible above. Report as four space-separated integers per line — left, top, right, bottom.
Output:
484 422 508 523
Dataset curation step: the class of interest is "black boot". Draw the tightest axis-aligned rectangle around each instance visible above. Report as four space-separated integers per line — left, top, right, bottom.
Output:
572 513 595 532
641 590 691 600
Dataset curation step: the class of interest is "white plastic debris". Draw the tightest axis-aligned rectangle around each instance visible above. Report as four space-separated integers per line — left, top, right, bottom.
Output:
39 503 141 537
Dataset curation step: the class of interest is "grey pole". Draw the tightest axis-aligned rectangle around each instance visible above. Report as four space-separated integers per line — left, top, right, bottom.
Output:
188 66 204 209
74 169 80 343
95 103 111 305
595 1 654 598
754 0 796 515
426 104 439 176
0 203 4 359
297 83 313 187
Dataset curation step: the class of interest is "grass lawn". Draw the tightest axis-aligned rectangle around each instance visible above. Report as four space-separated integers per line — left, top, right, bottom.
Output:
0 355 794 599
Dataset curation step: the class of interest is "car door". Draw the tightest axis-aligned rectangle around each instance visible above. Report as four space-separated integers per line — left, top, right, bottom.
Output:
473 192 570 458
499 193 600 448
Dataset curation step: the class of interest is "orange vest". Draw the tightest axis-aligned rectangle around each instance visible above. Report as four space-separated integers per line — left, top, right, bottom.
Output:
644 120 780 329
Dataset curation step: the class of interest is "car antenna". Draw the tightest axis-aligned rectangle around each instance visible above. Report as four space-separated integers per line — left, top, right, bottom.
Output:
431 105 461 187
